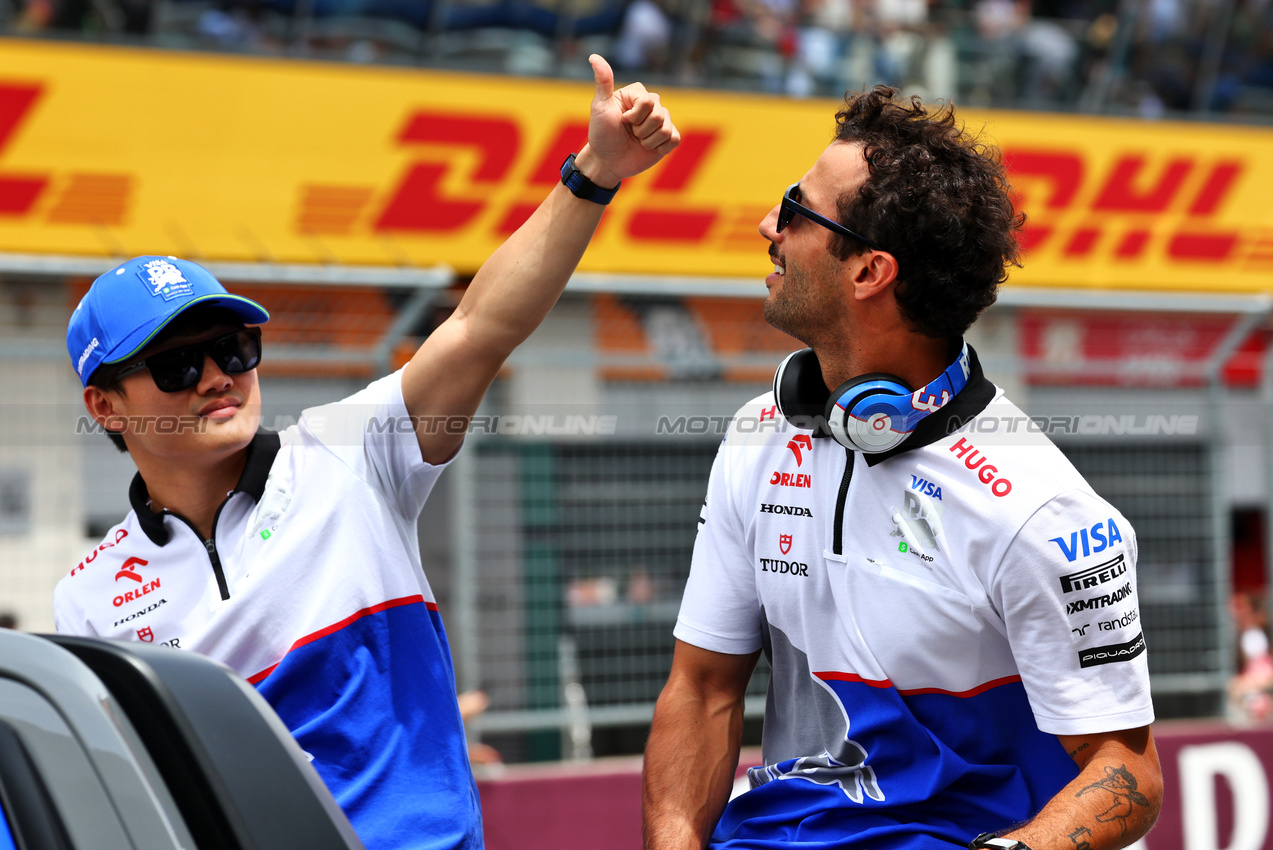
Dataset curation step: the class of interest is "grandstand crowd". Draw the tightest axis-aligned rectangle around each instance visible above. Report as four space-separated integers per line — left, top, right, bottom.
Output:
5 0 1272 121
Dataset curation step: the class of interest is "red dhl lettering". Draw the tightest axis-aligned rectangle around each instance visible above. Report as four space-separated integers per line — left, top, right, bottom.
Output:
0 83 49 215
949 438 1013 497
113 577 161 608
769 471 812 488
300 113 720 244
1004 148 1245 263
0 81 132 225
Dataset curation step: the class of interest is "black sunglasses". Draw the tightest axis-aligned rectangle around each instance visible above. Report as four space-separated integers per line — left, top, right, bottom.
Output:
777 183 885 252
114 327 263 393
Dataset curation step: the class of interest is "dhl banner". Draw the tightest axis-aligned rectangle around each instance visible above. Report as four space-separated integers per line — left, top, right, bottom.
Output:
1 39 1272 292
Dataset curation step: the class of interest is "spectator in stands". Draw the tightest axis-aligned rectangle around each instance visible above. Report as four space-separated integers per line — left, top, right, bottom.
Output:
1228 589 1273 723
55 55 678 850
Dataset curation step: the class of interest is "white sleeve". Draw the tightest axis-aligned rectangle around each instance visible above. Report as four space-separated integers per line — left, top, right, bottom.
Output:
674 433 763 655
990 489 1153 736
53 579 98 637
293 369 452 520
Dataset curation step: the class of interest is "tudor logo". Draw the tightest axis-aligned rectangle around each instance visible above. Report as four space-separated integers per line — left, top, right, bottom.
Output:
780 534 793 555
137 626 155 643
787 434 812 466
115 556 149 583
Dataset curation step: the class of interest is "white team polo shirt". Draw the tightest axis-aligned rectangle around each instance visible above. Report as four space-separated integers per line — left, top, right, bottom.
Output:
677 348 1153 850
54 371 482 850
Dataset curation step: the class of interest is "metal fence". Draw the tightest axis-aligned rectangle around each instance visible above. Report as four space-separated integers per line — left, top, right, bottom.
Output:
439 292 1265 762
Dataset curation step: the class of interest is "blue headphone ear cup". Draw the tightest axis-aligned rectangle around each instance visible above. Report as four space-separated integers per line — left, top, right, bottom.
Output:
825 373 913 453
774 349 831 432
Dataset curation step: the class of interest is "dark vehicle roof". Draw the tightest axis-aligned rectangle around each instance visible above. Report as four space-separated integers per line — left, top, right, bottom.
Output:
0 630 365 850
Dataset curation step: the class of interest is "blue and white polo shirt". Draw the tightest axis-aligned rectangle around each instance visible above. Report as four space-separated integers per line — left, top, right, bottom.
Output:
54 370 482 850
676 347 1152 849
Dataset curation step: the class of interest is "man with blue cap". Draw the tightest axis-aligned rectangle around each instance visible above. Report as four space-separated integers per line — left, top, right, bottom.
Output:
54 55 679 850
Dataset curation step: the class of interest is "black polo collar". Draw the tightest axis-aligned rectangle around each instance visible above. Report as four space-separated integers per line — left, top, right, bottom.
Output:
861 343 996 467
130 431 283 545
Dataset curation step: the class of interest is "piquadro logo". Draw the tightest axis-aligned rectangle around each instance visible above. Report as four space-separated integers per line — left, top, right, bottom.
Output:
297 113 722 243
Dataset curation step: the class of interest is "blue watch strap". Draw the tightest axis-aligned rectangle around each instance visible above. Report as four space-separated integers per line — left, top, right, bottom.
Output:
560 153 620 205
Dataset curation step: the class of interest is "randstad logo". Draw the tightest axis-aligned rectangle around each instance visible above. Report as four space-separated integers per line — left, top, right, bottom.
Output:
1050 518 1123 563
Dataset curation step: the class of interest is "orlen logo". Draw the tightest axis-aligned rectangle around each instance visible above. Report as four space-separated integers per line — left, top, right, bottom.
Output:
770 471 812 488
1050 517 1124 562
298 114 722 244
948 438 1012 497
1004 148 1246 264
115 556 148 583
786 434 812 466
113 557 162 608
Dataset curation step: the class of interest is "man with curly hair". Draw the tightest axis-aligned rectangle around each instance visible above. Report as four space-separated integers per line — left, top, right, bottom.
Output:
642 87 1162 850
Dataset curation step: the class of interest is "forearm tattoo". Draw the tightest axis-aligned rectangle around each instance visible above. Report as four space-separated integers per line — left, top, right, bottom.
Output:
1073 765 1151 836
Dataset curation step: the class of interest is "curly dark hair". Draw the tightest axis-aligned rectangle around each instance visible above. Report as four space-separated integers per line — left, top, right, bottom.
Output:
830 86 1024 339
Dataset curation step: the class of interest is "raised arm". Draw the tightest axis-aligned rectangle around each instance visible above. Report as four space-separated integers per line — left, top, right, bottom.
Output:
998 726 1162 850
643 640 760 850
400 54 680 464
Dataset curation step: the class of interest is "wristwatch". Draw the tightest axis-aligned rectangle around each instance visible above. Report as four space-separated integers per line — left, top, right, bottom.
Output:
560 153 620 205
969 833 1032 850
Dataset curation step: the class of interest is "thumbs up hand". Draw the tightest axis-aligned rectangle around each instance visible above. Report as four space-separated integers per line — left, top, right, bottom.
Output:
577 54 681 189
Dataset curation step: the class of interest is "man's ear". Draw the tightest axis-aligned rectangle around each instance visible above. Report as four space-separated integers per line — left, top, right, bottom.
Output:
849 251 899 301
83 385 127 434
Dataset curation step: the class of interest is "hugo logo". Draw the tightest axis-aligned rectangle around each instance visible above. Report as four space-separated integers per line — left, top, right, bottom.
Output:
948 438 1012 497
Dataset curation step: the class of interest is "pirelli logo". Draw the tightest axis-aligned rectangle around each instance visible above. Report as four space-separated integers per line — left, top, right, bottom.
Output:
1059 554 1127 594
1078 632 1147 668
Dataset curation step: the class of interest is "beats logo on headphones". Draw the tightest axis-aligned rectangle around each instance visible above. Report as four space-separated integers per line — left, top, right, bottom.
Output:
773 344 970 453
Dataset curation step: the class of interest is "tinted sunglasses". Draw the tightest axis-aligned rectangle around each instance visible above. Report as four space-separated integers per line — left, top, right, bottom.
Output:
777 183 885 252
114 327 263 393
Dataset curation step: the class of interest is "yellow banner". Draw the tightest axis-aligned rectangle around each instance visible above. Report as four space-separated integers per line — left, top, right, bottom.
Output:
0 39 1271 292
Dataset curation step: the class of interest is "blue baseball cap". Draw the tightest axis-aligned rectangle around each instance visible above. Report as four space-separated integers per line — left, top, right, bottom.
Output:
67 256 270 387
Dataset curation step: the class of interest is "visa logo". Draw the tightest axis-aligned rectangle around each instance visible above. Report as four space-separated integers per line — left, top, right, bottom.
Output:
1050 518 1124 563
909 476 942 500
